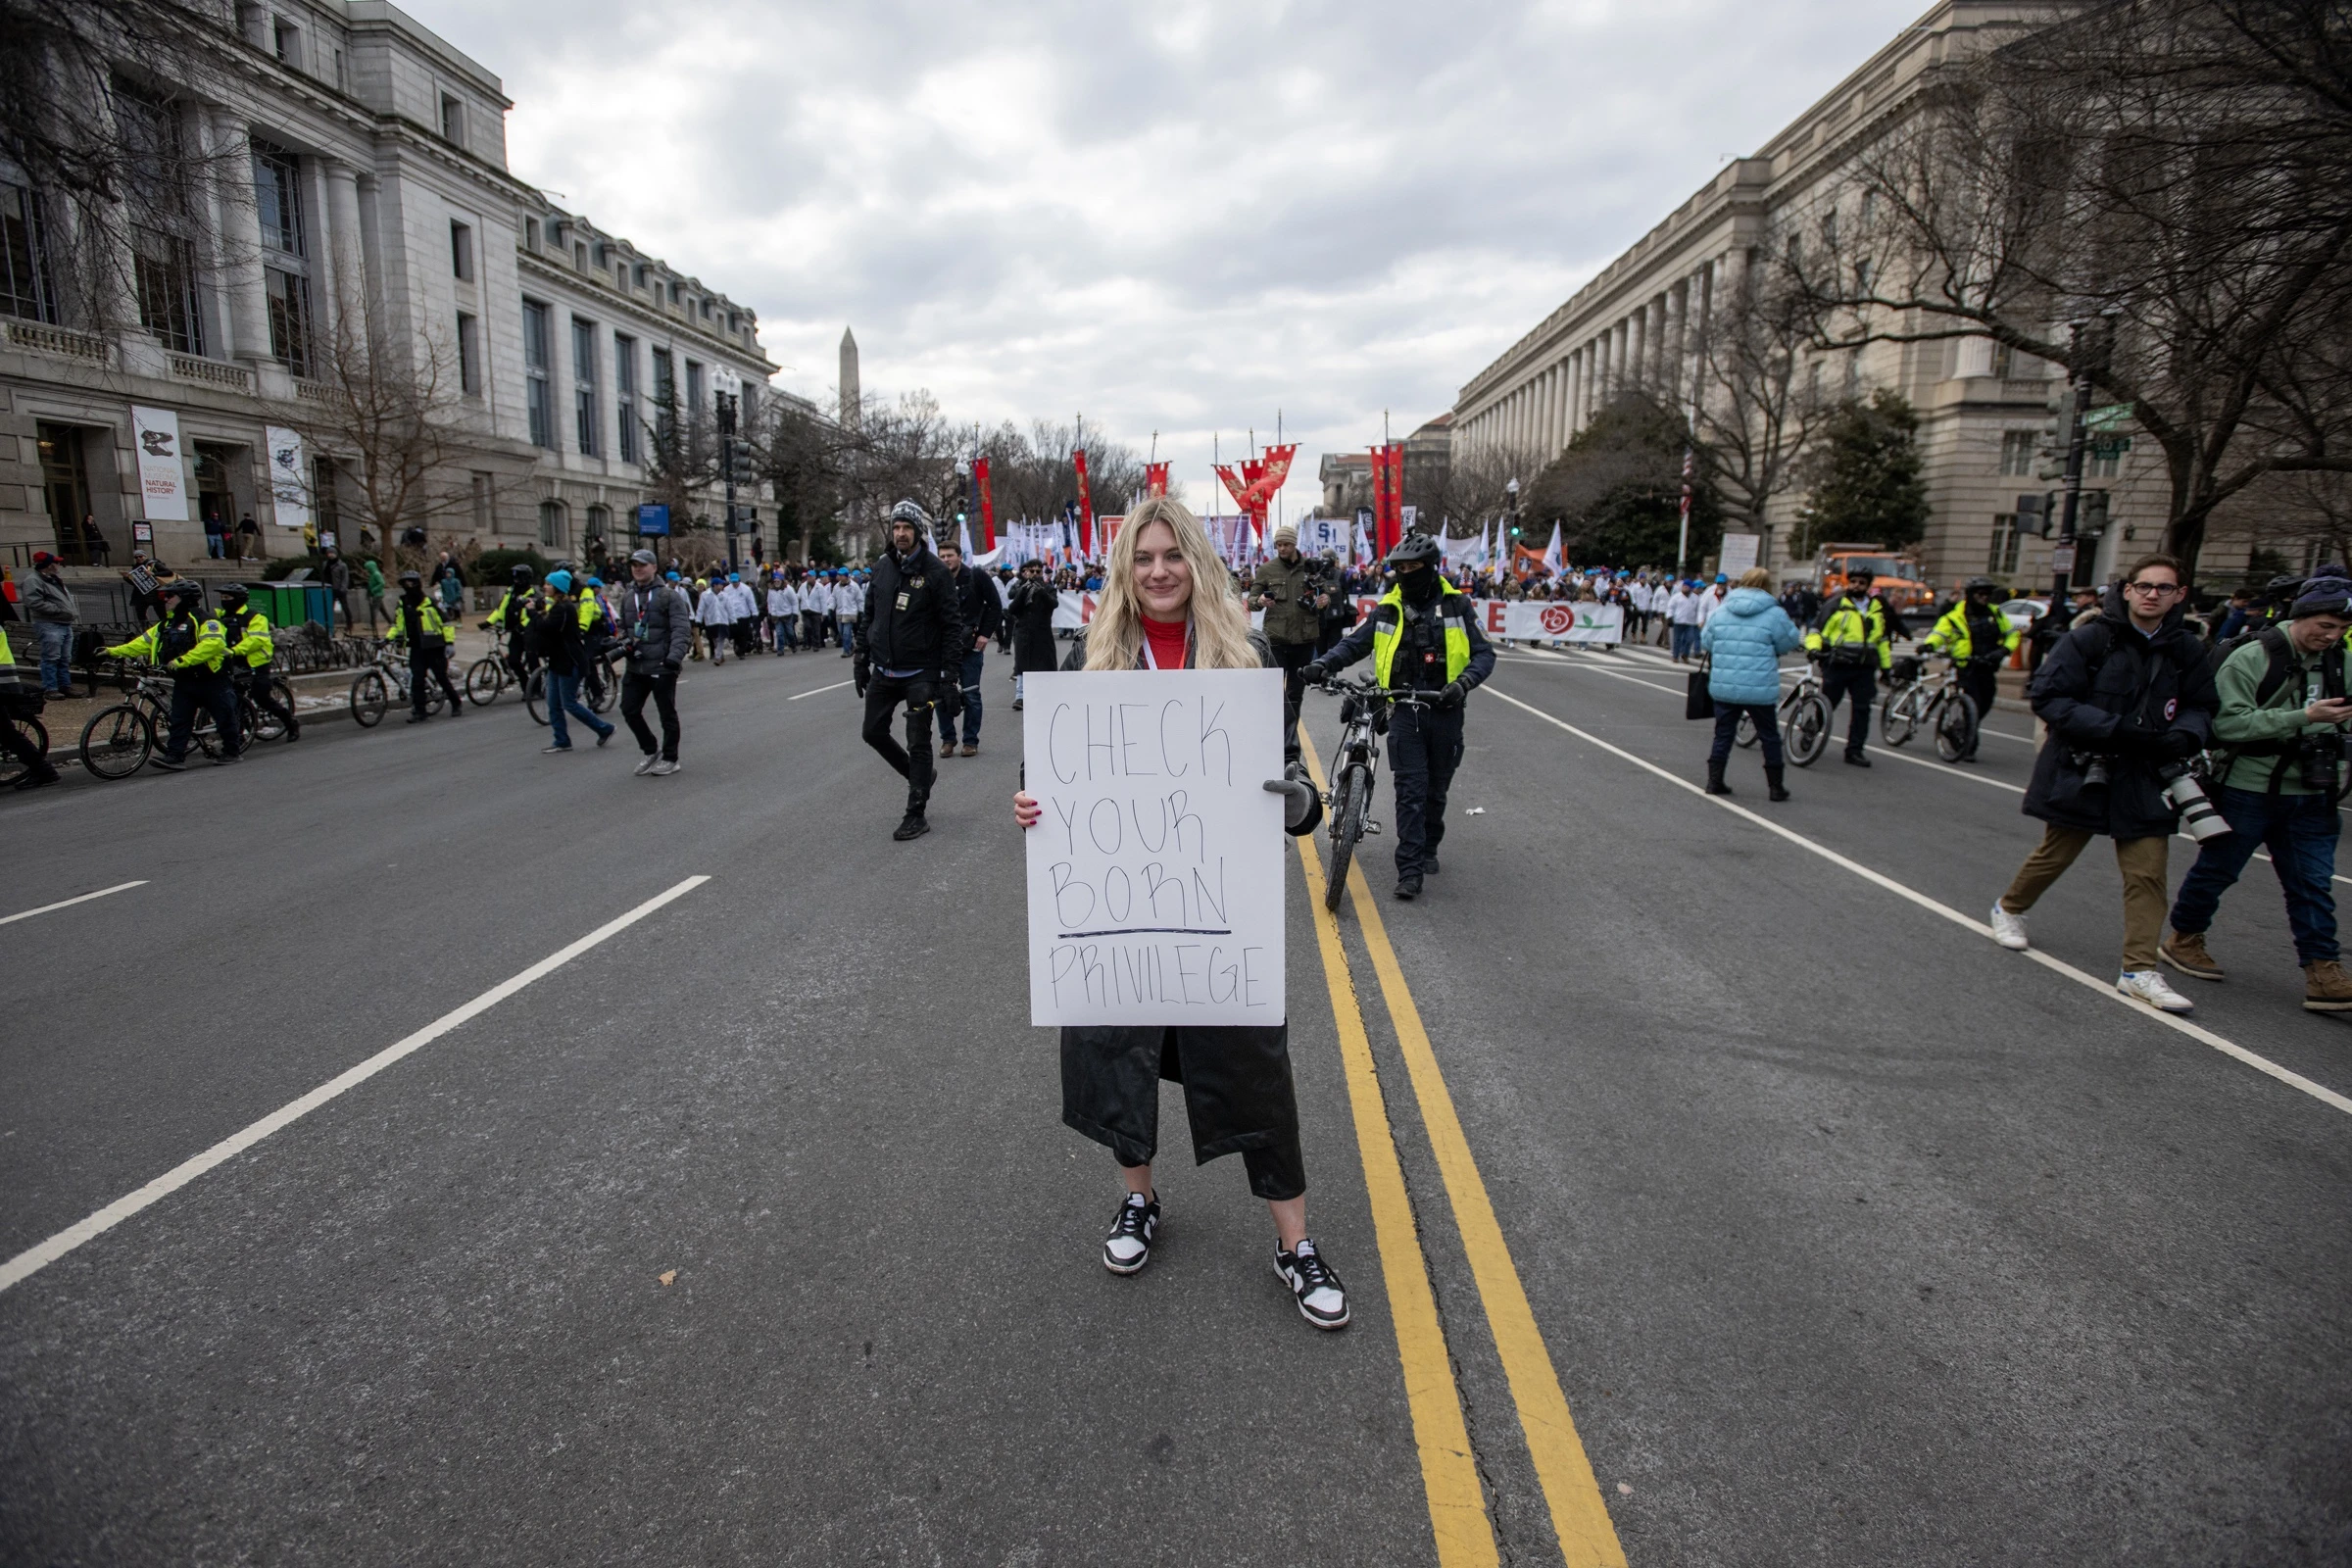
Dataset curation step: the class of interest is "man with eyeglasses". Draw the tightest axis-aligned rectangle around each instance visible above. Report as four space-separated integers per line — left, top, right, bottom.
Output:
1988 554 2218 1013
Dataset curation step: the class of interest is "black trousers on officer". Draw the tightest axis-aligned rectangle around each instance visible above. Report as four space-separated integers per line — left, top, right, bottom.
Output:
620 667 680 760
1821 662 1878 756
1269 637 1316 765
166 670 240 761
411 641 462 716
241 663 297 733
1956 662 1999 760
1390 702 1465 877
863 672 938 813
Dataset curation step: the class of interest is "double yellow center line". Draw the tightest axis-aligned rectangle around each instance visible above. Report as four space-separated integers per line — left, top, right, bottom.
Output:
1294 738 1626 1568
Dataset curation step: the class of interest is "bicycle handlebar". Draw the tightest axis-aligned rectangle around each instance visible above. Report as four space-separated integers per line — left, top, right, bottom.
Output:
1313 676 1435 705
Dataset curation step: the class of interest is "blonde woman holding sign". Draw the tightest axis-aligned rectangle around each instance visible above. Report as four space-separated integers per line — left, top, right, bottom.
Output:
1011 497 1347 1329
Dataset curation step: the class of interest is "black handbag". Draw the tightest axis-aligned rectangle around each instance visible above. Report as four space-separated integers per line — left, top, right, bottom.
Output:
1686 663 1715 720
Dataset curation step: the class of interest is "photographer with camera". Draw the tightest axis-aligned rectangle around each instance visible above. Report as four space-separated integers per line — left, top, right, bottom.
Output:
1250 522 1323 765
1986 555 2217 1013
2156 569 2352 1009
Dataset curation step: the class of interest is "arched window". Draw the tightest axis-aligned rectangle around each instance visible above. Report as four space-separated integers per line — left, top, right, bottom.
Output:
537 499 565 547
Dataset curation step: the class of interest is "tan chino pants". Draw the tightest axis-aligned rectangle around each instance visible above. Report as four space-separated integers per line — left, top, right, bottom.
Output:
1999 823 2170 971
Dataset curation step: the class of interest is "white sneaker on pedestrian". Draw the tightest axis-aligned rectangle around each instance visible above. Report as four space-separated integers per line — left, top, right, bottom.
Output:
650 759 677 776
2117 969 2194 1014
1988 902 2031 951
634 754 660 776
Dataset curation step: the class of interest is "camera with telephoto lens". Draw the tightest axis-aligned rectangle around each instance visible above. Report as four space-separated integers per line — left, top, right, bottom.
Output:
2156 760 2230 842
2297 729 2345 796
2073 752 2112 790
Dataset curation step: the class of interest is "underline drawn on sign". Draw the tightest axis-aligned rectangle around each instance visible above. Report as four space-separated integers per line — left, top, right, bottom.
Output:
1058 925 1235 939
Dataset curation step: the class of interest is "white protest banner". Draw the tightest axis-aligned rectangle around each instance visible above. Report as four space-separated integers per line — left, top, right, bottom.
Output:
129 406 189 522
1717 531 1759 576
264 425 310 530
1053 589 1097 629
1023 668 1286 1027
1470 600 1623 644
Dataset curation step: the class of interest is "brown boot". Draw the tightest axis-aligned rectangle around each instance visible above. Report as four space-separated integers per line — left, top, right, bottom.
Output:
2303 958 2352 1012
2159 929 2224 981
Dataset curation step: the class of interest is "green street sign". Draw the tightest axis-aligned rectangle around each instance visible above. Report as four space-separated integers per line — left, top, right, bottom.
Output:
2084 403 2134 432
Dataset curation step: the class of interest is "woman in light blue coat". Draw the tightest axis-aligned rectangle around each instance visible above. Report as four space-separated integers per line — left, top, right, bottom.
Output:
1698 566 1803 800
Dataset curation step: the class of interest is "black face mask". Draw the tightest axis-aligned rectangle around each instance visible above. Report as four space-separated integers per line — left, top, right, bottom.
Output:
403 585 424 603
1400 567 1441 605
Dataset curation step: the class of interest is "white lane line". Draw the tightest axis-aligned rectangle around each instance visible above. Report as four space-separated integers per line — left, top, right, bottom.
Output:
1487 686 2352 1120
788 679 854 701
0 874 713 1296
1528 654 2352 889
0 881 149 927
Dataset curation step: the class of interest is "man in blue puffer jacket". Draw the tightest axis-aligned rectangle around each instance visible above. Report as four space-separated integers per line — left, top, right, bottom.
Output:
1699 567 1804 800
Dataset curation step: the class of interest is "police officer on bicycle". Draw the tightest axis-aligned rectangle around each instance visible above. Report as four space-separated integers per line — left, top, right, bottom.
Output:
217 582 299 742
1301 532 1495 901
1924 577 2019 761
482 564 539 685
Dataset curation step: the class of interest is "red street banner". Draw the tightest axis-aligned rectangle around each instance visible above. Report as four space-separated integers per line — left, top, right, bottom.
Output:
975 457 997 551
1370 442 1405 559
1145 463 1170 498
1073 448 1094 557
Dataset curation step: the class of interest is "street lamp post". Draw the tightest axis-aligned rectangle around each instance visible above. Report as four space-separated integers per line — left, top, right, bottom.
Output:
1504 477 1520 573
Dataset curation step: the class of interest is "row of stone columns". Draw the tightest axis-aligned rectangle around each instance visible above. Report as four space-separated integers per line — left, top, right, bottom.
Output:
192 104 378 373
1464 256 1730 463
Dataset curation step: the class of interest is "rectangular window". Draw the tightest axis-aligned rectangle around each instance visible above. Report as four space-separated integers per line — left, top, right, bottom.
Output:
0 182 56 323
686 359 705 416
132 224 202 353
272 19 300 66
1988 342 2016 379
253 143 306 258
613 333 637 464
314 457 340 538
523 299 553 449
525 218 539 249
450 220 472 280
2089 447 2122 479
653 346 675 443
471 471 492 534
440 93 466 147
456 311 480 394
572 316 599 457
1999 430 2036 477
538 499 564 546
1989 514 2022 575
265 268 312 374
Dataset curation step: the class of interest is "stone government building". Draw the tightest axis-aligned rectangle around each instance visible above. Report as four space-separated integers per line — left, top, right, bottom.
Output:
1449 0 2229 593
1 0 778 579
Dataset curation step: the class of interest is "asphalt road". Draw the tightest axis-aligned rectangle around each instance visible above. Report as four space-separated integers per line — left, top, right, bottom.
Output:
3 637 2346 1565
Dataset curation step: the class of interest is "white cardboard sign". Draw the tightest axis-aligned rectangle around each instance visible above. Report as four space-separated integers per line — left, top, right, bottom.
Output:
1022 667 1286 1027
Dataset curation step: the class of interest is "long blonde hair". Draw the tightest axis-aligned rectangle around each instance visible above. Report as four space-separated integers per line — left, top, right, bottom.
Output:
1083 496 1259 671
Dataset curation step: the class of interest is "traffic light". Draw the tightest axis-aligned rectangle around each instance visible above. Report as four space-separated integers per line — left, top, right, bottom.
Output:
2079 489 2110 537
2036 389 2075 480
1510 524 1523 540
2016 494 2047 537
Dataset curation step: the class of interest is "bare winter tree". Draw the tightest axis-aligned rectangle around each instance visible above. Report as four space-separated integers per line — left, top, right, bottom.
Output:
1 0 252 335
747 395 854 563
1789 0 2352 577
1690 250 1827 538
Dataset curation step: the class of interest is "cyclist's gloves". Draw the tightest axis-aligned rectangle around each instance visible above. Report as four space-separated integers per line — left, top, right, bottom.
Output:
1436 680 1466 711
1300 662 1330 685
661 659 682 677
1262 776 1317 830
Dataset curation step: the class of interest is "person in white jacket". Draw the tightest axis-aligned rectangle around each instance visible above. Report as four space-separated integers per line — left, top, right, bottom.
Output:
727 575 759 658
1666 583 1703 662
697 573 736 665
767 575 799 654
831 574 862 657
799 574 832 654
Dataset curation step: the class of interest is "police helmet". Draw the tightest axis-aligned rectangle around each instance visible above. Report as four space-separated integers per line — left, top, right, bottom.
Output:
1965 576 1997 595
1386 532 1442 568
160 578 203 601
512 564 536 584
399 568 423 584
218 582 249 607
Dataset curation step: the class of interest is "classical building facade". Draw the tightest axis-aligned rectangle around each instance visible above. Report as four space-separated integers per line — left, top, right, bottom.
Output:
1450 0 2184 591
1 0 776 576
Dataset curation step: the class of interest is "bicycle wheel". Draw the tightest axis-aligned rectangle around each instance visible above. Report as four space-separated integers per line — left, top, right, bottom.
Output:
1734 710 1759 749
1881 685 1921 747
1786 691 1832 766
79 704 152 779
589 657 618 713
523 670 547 726
1935 692 1980 763
350 669 388 727
466 657 504 706
1 714 47 786
1323 763 1368 913
248 684 288 743
189 704 227 759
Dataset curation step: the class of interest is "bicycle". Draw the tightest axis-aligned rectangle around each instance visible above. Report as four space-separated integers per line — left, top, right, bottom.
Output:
1 709 48 787
1880 653 1979 762
78 669 232 779
349 642 449 727
1312 676 1434 913
1734 659 1835 765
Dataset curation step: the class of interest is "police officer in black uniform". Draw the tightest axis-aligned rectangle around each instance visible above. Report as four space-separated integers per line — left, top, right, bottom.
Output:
1302 533 1497 900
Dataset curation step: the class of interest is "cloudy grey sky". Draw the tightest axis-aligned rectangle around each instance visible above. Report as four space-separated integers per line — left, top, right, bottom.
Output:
409 0 1921 519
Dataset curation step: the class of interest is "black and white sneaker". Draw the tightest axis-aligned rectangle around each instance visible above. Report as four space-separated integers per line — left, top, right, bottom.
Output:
1275 1238 1350 1330
1102 1192 1159 1275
